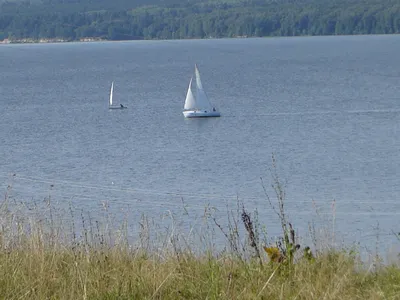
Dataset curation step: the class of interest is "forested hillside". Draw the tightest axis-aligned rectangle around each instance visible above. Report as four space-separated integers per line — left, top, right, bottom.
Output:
0 0 399 41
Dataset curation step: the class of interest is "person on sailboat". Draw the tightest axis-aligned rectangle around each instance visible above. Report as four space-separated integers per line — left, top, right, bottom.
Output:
213 107 216 112
120 104 124 108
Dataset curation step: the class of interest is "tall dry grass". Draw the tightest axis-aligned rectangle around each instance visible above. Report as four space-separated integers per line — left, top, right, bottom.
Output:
1 239 400 299
0 167 399 299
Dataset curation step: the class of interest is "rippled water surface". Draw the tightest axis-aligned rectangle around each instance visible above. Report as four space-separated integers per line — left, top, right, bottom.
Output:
1 35 400 252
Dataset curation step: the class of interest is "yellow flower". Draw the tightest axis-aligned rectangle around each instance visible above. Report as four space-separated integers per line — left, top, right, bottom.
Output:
263 246 283 263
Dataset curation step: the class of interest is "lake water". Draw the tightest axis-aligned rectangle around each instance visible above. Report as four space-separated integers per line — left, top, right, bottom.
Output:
1 35 400 255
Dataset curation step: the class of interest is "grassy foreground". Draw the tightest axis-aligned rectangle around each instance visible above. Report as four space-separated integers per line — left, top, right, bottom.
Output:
1 169 400 299
1 246 400 299
0 206 398 299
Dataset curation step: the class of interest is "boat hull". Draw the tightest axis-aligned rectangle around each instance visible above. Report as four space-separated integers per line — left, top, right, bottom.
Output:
183 110 220 118
109 106 127 109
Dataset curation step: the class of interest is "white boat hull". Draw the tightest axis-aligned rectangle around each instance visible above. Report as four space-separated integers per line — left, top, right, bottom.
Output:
183 110 220 118
109 106 127 110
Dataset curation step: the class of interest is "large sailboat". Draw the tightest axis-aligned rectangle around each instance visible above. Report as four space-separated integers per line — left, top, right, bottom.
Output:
108 81 127 109
183 64 220 118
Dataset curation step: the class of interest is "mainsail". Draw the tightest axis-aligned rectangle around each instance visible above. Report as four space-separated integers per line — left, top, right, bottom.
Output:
109 82 114 106
194 64 213 111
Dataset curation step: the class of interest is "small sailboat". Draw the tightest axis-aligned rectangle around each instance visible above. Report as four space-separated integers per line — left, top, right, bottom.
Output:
108 81 127 109
183 64 220 118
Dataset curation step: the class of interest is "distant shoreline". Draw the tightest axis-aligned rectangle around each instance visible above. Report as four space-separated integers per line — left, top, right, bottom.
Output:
1 33 398 45
0 35 250 45
0 37 107 45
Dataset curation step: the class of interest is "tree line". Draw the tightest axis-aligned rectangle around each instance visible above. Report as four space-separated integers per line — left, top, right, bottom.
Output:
0 0 399 41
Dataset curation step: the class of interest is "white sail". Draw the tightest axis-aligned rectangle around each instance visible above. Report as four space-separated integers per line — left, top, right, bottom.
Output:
109 82 114 106
194 64 204 90
184 77 196 110
194 64 213 111
182 64 220 118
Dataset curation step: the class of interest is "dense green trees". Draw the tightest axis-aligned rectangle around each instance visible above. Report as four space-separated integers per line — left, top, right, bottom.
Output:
0 0 399 41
